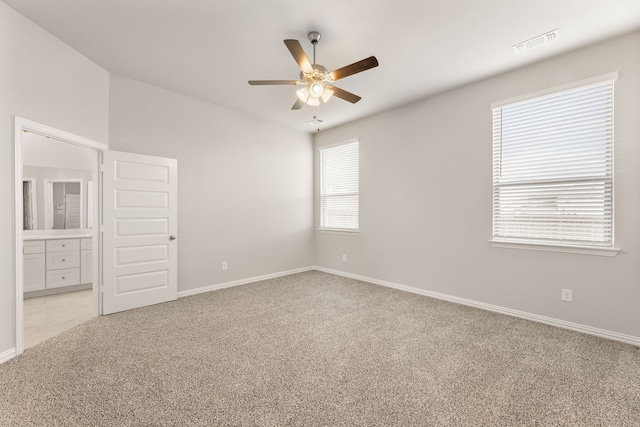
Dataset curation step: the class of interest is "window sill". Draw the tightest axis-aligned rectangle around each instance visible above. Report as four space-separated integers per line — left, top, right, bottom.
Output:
490 240 619 257
318 228 360 235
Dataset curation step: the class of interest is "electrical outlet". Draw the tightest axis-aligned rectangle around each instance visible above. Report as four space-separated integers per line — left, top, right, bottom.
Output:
561 288 573 302
342 254 347 262
222 261 228 271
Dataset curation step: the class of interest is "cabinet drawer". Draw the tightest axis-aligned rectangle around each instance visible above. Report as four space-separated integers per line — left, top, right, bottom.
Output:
81 238 92 250
46 239 80 253
46 268 80 289
46 251 80 270
24 240 45 254
24 253 46 292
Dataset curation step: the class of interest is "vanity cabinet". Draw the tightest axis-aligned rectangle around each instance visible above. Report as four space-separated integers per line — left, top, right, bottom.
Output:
46 267 81 289
23 237 92 294
46 250 80 270
80 238 92 284
23 241 46 292
46 239 80 253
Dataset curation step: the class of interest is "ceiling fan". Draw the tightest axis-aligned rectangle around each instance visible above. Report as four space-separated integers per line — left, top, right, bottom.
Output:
248 31 379 110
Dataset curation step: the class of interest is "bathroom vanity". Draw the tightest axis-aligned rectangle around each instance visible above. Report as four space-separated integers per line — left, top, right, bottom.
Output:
23 229 93 297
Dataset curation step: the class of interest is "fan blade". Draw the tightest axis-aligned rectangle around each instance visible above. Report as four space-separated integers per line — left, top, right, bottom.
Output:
329 56 379 81
328 86 362 103
291 98 305 110
284 39 313 73
248 80 299 85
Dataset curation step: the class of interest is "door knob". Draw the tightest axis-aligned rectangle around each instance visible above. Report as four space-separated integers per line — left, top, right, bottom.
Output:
169 235 177 241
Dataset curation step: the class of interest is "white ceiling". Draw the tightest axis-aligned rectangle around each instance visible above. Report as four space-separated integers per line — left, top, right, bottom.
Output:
4 0 640 134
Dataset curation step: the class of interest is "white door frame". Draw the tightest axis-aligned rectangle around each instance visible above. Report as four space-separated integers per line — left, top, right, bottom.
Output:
14 117 108 356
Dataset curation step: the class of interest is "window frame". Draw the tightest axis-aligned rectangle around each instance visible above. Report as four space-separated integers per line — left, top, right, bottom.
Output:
490 72 619 256
318 139 360 234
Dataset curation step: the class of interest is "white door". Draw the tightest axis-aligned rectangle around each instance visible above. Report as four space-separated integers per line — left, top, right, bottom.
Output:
102 150 178 315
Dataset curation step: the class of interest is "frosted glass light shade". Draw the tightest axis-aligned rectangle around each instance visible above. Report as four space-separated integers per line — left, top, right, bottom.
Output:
296 84 329 106
310 82 324 97
296 86 309 102
322 88 333 103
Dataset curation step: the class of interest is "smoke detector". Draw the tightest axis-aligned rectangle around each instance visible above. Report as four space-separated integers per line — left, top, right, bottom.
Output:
513 29 559 54
306 117 323 126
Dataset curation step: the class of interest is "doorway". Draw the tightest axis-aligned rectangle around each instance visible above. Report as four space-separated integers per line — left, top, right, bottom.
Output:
14 117 106 355
22 137 94 349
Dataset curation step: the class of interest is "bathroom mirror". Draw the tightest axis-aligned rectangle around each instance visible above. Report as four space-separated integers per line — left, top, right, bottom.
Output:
22 132 93 230
44 180 83 229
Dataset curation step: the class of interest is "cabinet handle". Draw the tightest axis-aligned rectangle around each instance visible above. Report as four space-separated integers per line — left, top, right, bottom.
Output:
61 277 65 280
62 259 66 262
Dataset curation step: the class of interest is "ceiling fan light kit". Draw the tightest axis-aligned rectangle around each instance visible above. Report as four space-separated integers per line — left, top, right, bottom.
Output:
248 31 378 111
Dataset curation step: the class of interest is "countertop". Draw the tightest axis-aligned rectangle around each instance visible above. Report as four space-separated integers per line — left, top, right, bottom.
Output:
23 229 93 241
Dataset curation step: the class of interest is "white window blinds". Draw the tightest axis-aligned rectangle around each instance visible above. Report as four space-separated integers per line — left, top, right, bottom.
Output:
320 140 359 231
492 76 615 247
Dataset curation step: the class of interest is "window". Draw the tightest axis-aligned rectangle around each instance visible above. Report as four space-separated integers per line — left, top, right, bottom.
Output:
319 140 359 231
492 74 616 250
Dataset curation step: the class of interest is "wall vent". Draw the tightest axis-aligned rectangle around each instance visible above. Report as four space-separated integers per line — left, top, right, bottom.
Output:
513 29 559 54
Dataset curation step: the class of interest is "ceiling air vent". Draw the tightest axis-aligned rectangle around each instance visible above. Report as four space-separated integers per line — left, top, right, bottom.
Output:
513 29 559 54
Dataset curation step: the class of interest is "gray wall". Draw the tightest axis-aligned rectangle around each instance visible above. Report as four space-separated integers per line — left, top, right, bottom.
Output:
314 31 640 339
0 2 109 355
108 74 315 292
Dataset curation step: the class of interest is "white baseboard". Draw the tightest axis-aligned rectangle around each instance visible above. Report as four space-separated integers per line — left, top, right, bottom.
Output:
314 266 640 347
0 348 17 365
177 266 315 298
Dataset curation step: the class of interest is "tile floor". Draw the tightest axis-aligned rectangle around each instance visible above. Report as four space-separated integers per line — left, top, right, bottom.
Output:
24 289 93 349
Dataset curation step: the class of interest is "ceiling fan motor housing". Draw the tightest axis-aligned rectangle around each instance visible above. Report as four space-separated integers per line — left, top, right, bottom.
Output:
300 64 332 82
300 63 333 98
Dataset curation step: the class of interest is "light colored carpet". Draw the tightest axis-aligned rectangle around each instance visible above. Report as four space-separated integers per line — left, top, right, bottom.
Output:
1 271 639 426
